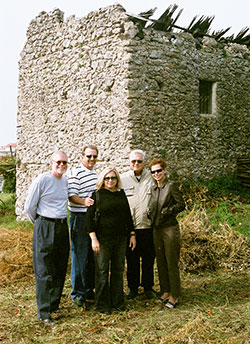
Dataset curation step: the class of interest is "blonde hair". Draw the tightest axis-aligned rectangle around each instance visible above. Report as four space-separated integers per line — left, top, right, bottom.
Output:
96 166 122 190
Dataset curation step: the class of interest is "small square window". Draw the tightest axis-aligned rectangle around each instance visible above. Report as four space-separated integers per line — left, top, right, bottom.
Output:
199 80 213 114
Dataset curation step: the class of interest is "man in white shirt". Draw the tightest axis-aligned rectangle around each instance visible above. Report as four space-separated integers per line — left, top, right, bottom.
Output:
68 145 98 308
121 149 156 299
25 151 69 326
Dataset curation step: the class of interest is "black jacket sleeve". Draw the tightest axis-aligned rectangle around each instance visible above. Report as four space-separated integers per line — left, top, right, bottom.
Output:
161 183 185 216
121 189 134 234
85 192 97 234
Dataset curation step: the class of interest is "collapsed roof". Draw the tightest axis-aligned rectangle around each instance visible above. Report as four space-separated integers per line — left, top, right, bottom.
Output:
127 5 250 47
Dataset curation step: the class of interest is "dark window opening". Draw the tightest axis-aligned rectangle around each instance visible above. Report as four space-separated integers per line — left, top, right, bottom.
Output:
199 80 213 114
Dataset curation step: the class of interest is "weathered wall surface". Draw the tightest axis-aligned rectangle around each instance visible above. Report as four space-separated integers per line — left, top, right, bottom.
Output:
16 5 250 219
16 5 133 219
124 27 250 179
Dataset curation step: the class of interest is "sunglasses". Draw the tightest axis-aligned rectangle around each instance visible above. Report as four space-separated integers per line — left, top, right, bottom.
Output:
85 155 97 159
104 176 117 181
53 160 68 165
131 160 143 164
151 168 163 174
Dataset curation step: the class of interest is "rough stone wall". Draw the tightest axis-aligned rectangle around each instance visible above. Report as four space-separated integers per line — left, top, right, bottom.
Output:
124 26 250 180
16 5 133 219
16 5 250 219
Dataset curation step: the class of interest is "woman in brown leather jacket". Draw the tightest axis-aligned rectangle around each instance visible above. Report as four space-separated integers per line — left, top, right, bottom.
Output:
148 158 185 309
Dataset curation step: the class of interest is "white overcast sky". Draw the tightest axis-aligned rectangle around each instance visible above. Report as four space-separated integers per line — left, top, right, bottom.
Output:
0 0 249 146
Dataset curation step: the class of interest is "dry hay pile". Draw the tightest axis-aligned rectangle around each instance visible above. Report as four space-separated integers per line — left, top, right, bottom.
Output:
0 226 33 286
162 313 249 344
180 207 250 272
164 313 218 344
181 183 212 209
0 206 249 286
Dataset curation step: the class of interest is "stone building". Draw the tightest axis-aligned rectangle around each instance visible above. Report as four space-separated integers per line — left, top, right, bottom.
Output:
16 4 250 219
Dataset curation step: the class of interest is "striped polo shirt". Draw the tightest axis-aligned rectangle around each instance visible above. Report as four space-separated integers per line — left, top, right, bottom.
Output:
68 164 97 213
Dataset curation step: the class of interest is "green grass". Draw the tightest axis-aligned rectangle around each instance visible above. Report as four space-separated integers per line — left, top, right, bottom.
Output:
0 214 33 228
207 202 250 237
0 193 32 228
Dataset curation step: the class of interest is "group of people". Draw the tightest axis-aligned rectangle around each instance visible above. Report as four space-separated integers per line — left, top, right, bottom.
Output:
25 146 185 326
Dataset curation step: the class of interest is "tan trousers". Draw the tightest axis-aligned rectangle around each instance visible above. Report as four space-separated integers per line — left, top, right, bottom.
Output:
153 224 181 298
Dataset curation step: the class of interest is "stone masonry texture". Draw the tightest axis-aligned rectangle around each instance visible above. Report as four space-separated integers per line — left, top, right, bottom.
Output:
16 5 250 220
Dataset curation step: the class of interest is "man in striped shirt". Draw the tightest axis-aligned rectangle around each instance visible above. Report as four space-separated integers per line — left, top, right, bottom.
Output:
68 145 98 308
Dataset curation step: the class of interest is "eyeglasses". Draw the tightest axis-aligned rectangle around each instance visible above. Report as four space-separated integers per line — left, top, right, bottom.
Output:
104 176 117 181
131 160 143 164
85 155 97 159
53 160 68 165
151 168 163 174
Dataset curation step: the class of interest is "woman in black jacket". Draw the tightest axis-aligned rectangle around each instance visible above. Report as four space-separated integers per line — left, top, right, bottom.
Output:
148 158 185 309
86 166 136 314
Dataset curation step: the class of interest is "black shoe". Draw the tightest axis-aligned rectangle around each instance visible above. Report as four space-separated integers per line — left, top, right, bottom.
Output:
126 289 138 299
113 304 126 312
39 318 56 326
144 289 156 299
51 304 59 313
72 299 88 309
99 309 111 315
165 299 178 309
85 290 95 301
155 296 169 304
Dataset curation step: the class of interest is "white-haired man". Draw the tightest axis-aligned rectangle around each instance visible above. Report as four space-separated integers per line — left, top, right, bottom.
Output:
121 149 156 299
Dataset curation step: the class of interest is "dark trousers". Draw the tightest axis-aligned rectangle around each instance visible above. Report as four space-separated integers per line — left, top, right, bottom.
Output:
94 236 127 312
33 217 69 320
126 228 155 291
69 212 95 301
153 225 181 298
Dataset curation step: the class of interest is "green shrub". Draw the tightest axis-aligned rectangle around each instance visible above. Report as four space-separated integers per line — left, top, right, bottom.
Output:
202 173 245 194
0 155 16 193
183 173 249 202
2 172 16 193
181 173 250 238
0 193 16 211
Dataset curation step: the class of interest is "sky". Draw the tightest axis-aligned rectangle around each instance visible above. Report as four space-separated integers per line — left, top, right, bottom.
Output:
0 0 249 147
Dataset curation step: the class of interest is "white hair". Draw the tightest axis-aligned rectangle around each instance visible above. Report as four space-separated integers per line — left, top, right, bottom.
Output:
50 150 68 161
129 149 146 161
